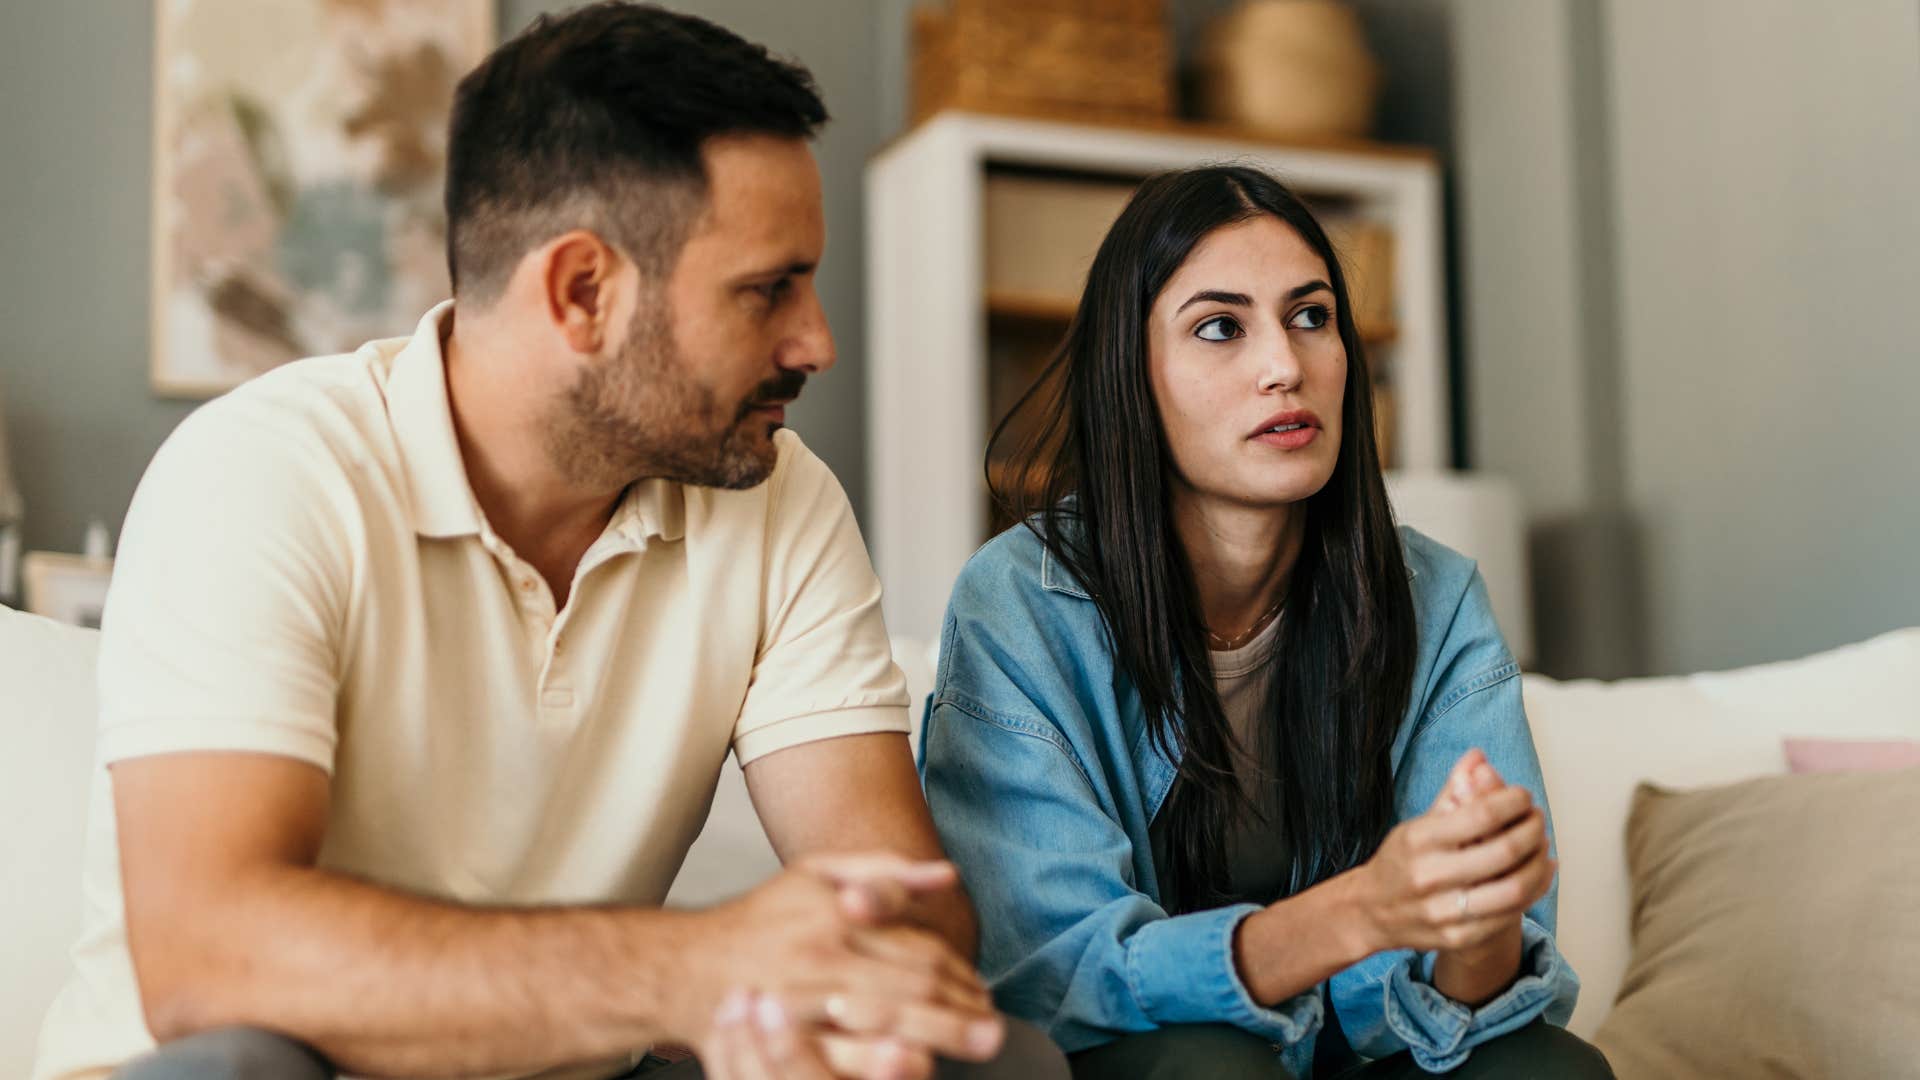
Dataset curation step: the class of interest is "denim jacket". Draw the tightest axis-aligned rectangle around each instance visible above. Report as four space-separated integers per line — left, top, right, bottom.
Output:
917 524 1579 1075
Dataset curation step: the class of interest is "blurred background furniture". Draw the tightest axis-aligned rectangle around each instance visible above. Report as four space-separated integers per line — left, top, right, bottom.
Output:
21 552 114 629
1192 0 1381 141
911 0 1173 127
1385 470 1533 666
7 607 1915 1076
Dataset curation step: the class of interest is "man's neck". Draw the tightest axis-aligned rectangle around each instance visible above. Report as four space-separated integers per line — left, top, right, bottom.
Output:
1172 487 1305 643
444 315 623 607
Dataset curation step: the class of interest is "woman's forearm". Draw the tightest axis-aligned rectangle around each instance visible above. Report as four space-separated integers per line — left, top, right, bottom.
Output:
1431 922 1524 1007
1232 868 1381 1006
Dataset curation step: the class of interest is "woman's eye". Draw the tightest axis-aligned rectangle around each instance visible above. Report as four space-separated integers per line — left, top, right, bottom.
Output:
1195 315 1243 342
1288 304 1331 331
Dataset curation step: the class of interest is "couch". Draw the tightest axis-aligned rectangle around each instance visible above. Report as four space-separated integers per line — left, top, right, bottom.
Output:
5 606 1916 1075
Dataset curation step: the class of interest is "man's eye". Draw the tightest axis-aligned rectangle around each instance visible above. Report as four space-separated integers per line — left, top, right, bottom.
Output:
1195 315 1243 342
754 279 791 302
1289 304 1331 331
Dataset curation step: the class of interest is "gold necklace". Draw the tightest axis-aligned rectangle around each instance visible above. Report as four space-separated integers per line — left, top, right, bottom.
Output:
1207 596 1285 651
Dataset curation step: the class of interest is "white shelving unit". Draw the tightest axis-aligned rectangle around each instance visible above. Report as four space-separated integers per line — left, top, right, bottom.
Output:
865 110 1450 645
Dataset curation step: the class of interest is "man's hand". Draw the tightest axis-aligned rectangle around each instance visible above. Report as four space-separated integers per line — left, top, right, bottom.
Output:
685 856 1004 1080
701 991 836 1080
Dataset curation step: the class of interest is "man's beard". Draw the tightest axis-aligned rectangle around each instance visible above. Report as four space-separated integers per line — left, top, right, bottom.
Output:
546 309 804 491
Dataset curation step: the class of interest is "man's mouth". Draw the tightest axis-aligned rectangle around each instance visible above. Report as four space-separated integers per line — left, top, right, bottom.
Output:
741 372 808 424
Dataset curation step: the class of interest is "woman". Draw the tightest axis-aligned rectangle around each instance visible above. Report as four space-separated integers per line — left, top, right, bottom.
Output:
917 167 1609 1079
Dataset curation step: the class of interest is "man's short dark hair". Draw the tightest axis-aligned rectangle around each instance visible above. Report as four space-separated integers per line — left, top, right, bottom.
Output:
444 2 829 304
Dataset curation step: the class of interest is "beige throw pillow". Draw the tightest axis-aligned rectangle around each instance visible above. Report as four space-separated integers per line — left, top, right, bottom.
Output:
1593 770 1920 1078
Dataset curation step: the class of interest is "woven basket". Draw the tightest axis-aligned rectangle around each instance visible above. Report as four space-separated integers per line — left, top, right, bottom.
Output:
912 2 1173 125
1194 0 1381 140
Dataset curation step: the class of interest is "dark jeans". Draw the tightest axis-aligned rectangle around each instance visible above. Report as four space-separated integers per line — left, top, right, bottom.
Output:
1068 1021 1613 1080
109 1018 1070 1080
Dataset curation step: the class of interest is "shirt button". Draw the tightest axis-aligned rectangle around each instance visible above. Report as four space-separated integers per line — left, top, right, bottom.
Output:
519 578 535 592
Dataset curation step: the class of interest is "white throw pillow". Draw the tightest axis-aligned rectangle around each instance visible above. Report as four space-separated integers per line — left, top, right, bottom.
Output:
1524 628 1920 1036
0 609 103 1077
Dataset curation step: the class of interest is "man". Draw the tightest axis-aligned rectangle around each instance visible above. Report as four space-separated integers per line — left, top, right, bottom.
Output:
32 5 1066 1079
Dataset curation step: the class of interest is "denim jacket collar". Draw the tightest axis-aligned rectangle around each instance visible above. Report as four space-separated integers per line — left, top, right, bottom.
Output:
1039 547 1093 600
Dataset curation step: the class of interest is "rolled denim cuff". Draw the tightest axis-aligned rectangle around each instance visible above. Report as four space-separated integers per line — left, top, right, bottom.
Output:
1124 902 1324 1048
1384 920 1567 1072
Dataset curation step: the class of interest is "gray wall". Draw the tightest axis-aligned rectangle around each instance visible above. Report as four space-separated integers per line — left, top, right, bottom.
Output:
1604 0 1920 673
0 1 194 558
0 1 892 560
1455 0 1920 675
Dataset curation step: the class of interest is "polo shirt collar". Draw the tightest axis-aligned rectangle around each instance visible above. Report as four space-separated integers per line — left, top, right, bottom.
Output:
620 477 686 544
388 302 687 547
388 302 486 539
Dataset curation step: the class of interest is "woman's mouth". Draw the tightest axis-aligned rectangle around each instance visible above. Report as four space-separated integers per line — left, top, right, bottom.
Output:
1251 424 1318 450
1247 409 1322 450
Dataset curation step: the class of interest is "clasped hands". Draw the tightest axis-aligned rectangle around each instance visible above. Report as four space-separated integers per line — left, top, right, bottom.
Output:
1354 748 1556 1005
680 853 1003 1080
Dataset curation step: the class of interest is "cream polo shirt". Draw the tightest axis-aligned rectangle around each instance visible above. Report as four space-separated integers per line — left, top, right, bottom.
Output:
33 303 910 1080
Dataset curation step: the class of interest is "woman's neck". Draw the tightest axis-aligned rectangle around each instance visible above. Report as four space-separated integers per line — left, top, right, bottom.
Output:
1172 487 1306 648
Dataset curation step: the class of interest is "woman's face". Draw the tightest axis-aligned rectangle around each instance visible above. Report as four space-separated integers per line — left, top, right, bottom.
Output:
1147 214 1346 511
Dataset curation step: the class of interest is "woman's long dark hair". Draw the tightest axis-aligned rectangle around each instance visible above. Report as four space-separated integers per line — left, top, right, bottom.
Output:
989 165 1416 912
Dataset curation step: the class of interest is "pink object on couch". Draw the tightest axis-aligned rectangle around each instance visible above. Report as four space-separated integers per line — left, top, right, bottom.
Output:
1783 738 1920 774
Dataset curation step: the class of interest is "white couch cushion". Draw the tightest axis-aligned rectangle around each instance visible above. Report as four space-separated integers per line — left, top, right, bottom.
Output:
1 609 101 1078
1525 628 1920 1036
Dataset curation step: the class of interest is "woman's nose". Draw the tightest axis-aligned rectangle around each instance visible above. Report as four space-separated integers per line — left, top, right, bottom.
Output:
1259 341 1304 393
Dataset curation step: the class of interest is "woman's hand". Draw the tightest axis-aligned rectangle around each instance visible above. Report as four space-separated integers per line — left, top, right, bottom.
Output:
1351 750 1555 956
1426 751 1553 1005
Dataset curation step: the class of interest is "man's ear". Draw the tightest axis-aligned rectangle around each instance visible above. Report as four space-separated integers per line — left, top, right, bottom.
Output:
541 230 627 355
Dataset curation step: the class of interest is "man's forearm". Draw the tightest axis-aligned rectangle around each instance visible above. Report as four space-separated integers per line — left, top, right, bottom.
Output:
139 864 704 1078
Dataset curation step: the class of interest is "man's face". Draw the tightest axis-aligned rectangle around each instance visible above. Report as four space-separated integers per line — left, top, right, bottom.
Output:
555 135 832 490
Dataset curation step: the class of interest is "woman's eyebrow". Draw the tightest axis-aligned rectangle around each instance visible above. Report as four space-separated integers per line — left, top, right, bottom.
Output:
1175 288 1252 313
1175 279 1333 315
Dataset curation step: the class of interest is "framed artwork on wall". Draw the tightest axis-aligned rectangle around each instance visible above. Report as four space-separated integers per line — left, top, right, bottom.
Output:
149 0 495 397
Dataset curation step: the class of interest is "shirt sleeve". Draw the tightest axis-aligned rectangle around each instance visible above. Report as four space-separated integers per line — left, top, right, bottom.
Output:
730 434 910 764
1329 567 1581 1071
96 399 354 773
